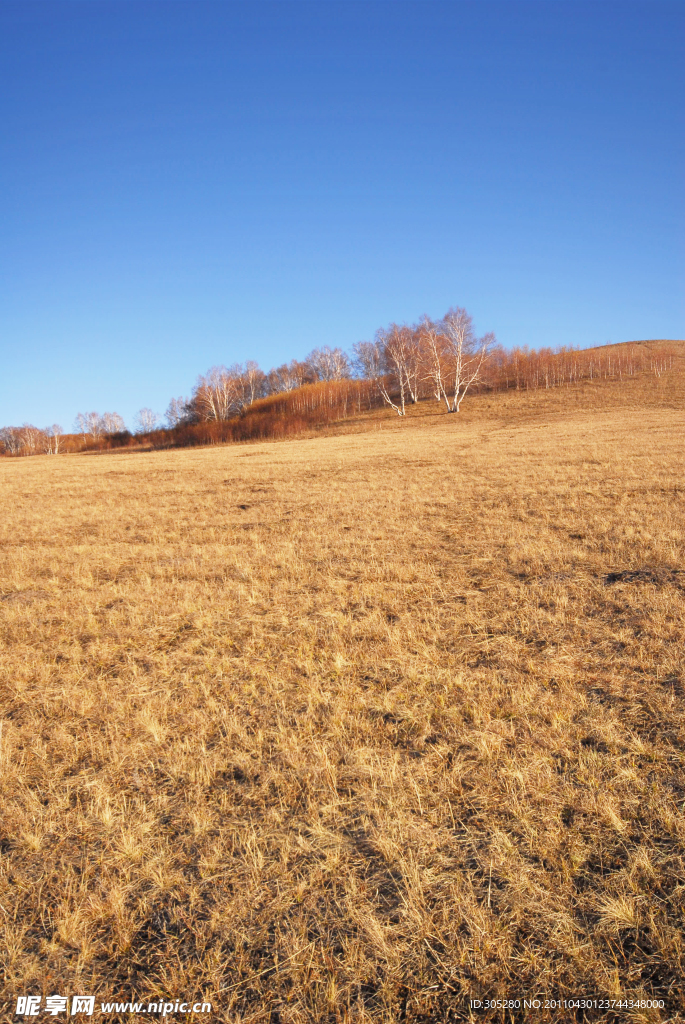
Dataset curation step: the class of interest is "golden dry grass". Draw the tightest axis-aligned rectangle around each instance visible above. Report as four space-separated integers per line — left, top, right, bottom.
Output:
1 364 684 1023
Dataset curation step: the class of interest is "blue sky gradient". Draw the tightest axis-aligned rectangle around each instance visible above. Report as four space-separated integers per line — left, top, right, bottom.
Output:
1 0 683 429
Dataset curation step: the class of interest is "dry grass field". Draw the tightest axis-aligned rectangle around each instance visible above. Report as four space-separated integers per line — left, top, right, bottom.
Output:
1 359 684 1022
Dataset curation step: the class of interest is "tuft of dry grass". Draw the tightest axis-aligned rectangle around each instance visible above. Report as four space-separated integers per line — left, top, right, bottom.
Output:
0 364 684 1023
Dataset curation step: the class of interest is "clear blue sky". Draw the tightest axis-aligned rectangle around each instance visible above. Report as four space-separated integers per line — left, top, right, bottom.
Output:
1 0 683 431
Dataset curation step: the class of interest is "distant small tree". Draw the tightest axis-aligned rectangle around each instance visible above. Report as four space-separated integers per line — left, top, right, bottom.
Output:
75 412 102 439
192 362 268 422
43 425 64 454
19 424 42 454
353 332 410 415
101 411 126 434
0 426 22 455
242 361 267 405
165 396 194 427
420 315 451 404
305 346 351 382
376 324 418 416
193 366 239 421
352 340 384 382
86 412 101 438
135 408 159 433
267 360 313 394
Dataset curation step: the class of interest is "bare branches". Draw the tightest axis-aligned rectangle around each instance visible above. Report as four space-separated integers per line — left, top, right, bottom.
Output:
440 309 493 412
419 316 450 406
101 412 126 434
43 425 64 454
267 361 312 394
135 408 160 433
0 424 64 455
165 396 195 428
74 411 126 438
0 426 24 455
354 310 495 416
192 363 269 422
304 346 351 382
75 412 115 437
243 361 267 405
372 324 420 416
193 367 237 421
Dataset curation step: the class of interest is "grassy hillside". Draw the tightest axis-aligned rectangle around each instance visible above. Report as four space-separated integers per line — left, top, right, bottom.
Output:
0 361 683 1022
172 336 685 446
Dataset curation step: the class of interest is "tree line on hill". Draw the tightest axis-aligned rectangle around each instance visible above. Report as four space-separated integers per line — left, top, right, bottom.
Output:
0 307 677 456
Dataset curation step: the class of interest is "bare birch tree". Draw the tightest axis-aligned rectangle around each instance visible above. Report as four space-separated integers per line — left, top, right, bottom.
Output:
165 396 194 427
0 427 22 455
43 425 64 454
19 424 42 454
419 315 450 404
86 412 102 438
75 412 103 439
101 412 126 433
377 324 418 415
305 346 351 382
267 360 313 394
135 408 159 433
440 308 493 412
352 338 394 412
352 329 413 416
242 361 267 405
193 367 237 421
404 327 423 405
193 363 266 421
352 340 384 382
